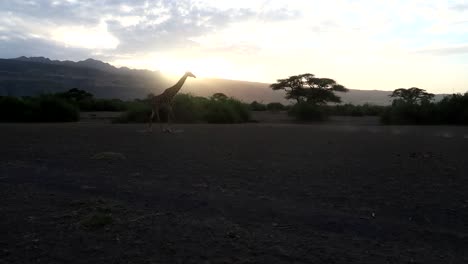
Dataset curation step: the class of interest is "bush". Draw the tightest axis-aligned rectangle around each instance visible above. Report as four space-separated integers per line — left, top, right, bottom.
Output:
171 94 207 123
79 98 127 112
436 94 468 125
0 96 79 122
56 88 127 112
380 101 437 125
114 93 251 124
266 102 286 112
250 101 267 111
327 103 386 116
288 102 328 121
113 101 151 123
36 95 80 122
202 97 251 123
0 96 30 121
380 91 468 125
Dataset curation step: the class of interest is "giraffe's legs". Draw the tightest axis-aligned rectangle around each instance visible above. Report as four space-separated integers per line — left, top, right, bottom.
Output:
148 109 155 132
166 105 176 133
155 107 163 131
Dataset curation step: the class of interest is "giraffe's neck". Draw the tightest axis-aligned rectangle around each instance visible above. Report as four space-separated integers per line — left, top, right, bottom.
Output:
171 74 189 94
161 73 189 101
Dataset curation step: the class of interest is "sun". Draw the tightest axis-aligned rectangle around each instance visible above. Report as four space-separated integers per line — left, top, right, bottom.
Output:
156 57 235 80
112 53 242 81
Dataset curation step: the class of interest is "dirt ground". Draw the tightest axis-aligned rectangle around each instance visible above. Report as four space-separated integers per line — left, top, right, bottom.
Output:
1 122 468 263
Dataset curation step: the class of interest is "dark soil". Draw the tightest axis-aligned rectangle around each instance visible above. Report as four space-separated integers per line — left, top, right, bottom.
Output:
1 123 468 263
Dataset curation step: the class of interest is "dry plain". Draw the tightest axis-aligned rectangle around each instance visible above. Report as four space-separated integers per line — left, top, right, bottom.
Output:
1 122 468 263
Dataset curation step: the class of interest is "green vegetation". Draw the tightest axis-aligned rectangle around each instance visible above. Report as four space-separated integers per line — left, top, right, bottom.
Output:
382 90 468 125
0 88 128 122
249 101 289 112
436 93 468 125
72 199 118 231
250 101 267 111
205 94 251 123
115 93 251 124
288 102 328 121
57 88 127 111
326 103 386 116
0 95 79 122
266 102 287 112
2 85 466 126
80 212 114 230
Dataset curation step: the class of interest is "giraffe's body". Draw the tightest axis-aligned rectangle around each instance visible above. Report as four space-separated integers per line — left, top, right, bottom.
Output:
148 72 196 132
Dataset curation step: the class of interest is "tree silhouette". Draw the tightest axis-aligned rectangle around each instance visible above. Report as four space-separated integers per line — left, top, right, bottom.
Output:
57 88 93 102
390 87 434 105
270 73 348 104
211 93 228 101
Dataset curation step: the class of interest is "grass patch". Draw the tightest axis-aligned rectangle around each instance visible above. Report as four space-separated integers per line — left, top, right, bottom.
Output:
80 212 114 230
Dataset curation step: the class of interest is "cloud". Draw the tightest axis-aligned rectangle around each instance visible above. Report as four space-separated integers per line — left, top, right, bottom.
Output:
451 3 468 11
105 1 256 53
0 0 298 59
0 34 92 60
0 0 467 94
416 45 468 55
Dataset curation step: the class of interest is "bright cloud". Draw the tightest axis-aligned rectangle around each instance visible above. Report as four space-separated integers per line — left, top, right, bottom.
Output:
51 22 119 49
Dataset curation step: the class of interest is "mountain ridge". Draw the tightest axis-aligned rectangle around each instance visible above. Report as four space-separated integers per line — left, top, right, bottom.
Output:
0 57 447 105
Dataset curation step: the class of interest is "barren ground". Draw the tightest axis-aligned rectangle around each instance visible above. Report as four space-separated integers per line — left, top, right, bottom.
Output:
1 122 468 263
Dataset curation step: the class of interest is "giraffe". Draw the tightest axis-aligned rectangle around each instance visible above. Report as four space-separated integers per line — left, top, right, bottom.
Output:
147 71 196 132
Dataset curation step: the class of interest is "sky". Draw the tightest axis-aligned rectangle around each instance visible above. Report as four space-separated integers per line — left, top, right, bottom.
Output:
1 0 468 93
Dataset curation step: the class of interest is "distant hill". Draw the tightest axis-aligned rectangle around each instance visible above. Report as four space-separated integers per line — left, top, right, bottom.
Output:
0 57 171 99
183 79 398 105
0 57 446 104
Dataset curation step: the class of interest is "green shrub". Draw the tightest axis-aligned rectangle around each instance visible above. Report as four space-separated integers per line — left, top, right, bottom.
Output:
113 101 151 123
227 98 251 122
327 103 386 116
250 101 267 111
288 102 328 121
204 97 251 123
114 93 251 124
0 96 79 122
56 88 127 112
267 102 286 111
436 93 468 125
0 96 29 121
172 94 207 122
380 101 437 125
80 212 113 230
79 98 127 112
36 96 80 122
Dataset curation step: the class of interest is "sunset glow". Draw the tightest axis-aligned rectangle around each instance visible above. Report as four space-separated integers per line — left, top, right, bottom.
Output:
1 0 468 93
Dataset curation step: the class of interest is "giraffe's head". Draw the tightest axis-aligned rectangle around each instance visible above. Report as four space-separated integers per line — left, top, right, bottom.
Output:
185 71 196 78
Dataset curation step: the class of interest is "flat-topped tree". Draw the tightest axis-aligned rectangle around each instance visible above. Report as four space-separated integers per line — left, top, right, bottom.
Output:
390 87 434 105
271 73 348 104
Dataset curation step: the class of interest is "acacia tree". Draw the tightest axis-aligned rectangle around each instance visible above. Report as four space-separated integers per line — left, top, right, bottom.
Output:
390 87 434 105
270 73 348 104
211 93 228 101
57 88 93 102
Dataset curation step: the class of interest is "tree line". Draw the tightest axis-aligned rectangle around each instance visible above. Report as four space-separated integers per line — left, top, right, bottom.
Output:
1 77 467 125
270 73 468 125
